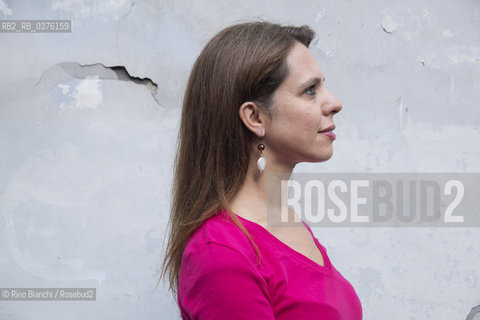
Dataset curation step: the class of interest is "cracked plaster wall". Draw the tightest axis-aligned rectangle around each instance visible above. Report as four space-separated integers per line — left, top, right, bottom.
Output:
0 0 479 319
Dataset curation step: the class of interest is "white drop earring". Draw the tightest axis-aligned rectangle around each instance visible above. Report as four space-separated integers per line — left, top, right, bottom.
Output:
257 143 266 174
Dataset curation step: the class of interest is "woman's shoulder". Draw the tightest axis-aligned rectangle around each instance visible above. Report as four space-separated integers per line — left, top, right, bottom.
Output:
178 212 274 320
182 210 258 262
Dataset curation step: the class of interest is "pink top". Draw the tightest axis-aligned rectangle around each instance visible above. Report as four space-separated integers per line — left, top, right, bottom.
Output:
178 209 362 319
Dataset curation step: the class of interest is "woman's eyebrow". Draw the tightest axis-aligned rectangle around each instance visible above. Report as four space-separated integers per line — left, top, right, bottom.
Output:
299 77 324 88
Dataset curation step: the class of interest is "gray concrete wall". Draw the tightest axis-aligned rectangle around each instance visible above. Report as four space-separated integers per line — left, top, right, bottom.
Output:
0 0 479 319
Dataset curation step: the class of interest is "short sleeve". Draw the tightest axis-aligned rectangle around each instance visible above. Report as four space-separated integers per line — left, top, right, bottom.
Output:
178 242 275 320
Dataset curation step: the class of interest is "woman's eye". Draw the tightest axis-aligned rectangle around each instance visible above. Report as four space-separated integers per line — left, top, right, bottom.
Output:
304 85 316 95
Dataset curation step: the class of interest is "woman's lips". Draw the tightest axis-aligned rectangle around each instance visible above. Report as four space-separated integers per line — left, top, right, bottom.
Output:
319 131 336 140
318 125 336 140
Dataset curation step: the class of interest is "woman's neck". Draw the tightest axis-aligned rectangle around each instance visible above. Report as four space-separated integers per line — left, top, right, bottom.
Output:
230 156 300 227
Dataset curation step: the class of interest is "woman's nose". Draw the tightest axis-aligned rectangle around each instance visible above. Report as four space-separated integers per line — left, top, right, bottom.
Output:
322 89 343 115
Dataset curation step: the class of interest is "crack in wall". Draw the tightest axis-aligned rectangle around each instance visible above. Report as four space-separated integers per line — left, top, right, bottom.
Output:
116 2 136 57
35 62 160 106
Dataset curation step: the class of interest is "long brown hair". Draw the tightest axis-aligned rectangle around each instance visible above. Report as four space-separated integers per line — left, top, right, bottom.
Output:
159 21 315 297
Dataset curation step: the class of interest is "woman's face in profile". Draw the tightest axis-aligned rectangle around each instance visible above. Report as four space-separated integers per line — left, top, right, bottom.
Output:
264 42 343 166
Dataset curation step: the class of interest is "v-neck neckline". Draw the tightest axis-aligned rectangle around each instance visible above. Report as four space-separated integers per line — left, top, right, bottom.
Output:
230 212 332 274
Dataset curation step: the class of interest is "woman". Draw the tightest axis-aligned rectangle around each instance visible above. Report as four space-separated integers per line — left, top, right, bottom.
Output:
160 21 362 319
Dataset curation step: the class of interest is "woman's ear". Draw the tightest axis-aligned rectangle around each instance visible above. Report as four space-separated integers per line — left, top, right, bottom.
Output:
238 101 267 138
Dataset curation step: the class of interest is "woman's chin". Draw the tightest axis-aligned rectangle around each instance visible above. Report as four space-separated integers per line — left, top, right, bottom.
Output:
305 151 334 163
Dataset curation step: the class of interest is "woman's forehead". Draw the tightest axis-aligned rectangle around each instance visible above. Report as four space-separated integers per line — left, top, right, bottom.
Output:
285 43 325 85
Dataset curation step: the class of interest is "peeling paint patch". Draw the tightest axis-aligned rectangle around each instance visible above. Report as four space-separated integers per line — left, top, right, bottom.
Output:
59 76 104 110
0 0 13 16
381 15 398 33
57 84 70 95
37 62 160 105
